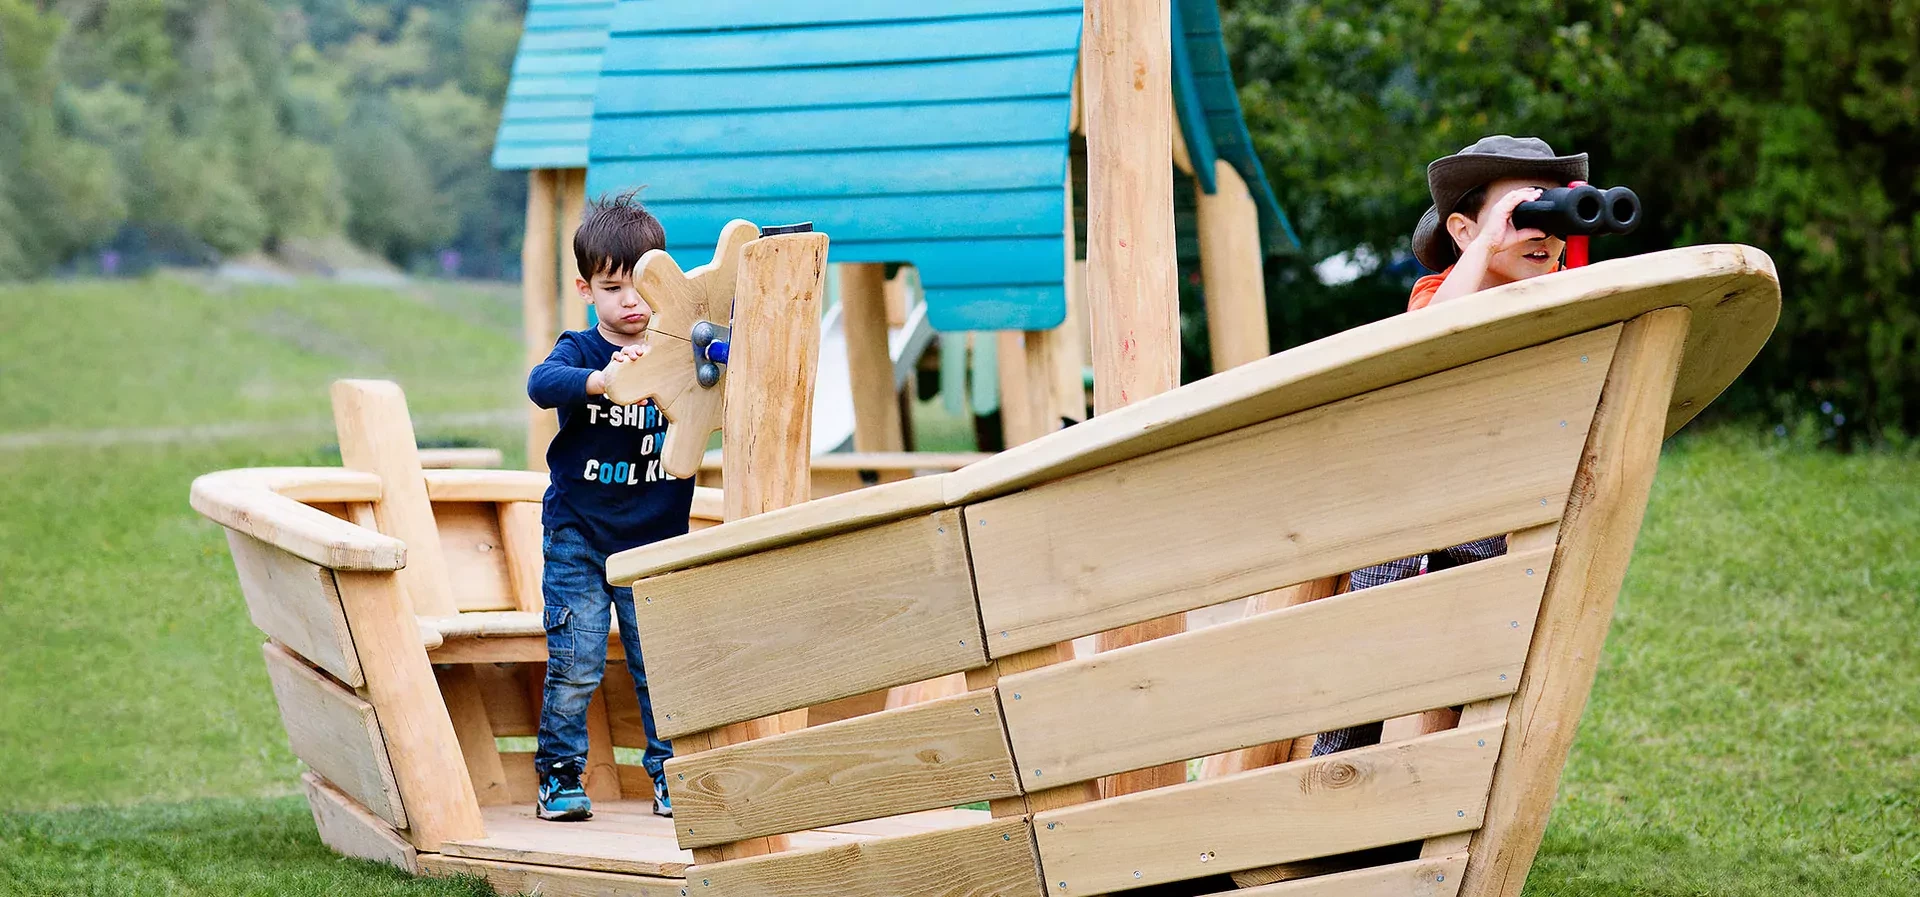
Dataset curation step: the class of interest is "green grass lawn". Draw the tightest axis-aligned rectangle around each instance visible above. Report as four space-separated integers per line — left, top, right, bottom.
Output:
2 275 1916 895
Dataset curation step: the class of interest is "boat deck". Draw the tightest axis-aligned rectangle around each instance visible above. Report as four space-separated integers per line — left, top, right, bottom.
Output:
439 802 995 879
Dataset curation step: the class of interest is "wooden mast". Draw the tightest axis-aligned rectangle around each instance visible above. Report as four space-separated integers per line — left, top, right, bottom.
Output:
1083 0 1188 797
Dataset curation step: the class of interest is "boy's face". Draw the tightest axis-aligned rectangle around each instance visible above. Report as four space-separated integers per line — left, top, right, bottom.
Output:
579 266 652 337
1451 176 1567 283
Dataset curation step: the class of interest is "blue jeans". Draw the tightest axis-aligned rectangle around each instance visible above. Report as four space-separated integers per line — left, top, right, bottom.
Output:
533 526 673 787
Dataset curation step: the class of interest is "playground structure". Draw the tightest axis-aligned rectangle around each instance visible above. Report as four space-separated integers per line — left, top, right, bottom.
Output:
188 2 1785 895
494 0 1300 465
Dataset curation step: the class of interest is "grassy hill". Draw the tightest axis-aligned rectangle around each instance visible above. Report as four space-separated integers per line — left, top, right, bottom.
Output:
0 274 1915 895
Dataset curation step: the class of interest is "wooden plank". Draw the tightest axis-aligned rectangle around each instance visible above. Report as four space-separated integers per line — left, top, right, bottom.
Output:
1032 723 1503 895
632 510 983 740
497 501 544 612
842 262 906 453
1084 0 1177 416
799 689 889 727
1195 159 1270 372
525 167 560 473
970 327 1617 656
433 502 517 612
333 569 485 848
608 475 947 583
603 664 648 749
944 244 1778 506
331 380 459 616
260 641 406 829
998 331 1045 446
667 689 1019 848
586 686 621 803
501 751 539 805
301 772 417 874
421 854 686 897
1000 550 1549 788
1208 854 1467 897
445 801 693 877
697 817 1045 897
425 633 627 665
417 447 503 469
478 662 538 737
1198 576 1344 779
422 469 549 502
436 665 510 807
1460 308 1693 897
224 531 362 687
189 469 403 571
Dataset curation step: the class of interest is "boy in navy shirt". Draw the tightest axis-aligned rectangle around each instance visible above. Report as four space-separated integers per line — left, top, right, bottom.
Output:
527 191 691 821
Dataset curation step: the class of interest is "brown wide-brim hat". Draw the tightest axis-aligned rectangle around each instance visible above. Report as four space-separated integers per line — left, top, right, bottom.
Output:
1412 135 1588 272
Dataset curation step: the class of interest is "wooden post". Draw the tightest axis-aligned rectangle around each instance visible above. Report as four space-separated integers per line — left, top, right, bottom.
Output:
331 381 456 618
840 262 905 453
1195 159 1270 372
1041 174 1091 428
996 331 1043 446
523 169 559 472
1458 307 1692 897
1085 0 1177 415
558 168 588 334
1084 0 1187 797
688 227 830 862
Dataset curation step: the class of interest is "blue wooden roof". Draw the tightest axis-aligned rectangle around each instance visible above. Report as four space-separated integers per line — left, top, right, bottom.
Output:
492 0 618 170
500 0 1297 331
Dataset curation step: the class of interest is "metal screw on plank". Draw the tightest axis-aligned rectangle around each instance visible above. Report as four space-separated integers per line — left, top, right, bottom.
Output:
1511 620 1521 628
1003 833 1012 841
1457 810 1466 817
938 527 946 534
1560 420 1568 427
1034 769 1042 776
1526 568 1534 575
1477 739 1486 747
1134 872 1142 879
1580 355 1589 363
974 707 982 715
1437 874 1446 882
678 773 684 780
1013 694 1021 700
1540 498 1550 506
1500 674 1508 681
1047 822 1056 830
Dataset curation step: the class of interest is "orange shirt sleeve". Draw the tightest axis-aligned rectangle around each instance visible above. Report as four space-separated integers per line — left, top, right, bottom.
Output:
1408 265 1453 311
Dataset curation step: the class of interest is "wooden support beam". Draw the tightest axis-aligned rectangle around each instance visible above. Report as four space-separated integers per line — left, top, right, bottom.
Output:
559 168 589 334
682 226 831 863
1083 0 1186 798
524 168 560 472
331 380 457 617
840 262 905 453
996 331 1044 447
1197 576 1342 779
1195 159 1271 372
333 569 485 849
1458 307 1692 897
437 664 511 807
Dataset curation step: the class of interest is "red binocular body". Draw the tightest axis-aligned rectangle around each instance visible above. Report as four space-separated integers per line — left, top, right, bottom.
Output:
1512 184 1641 238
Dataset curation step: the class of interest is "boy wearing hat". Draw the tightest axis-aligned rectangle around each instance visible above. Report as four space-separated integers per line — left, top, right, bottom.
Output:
1408 135 1589 309
1312 136 1589 758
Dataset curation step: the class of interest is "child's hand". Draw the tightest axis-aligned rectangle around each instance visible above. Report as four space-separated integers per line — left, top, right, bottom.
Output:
585 341 649 399
1474 186 1548 252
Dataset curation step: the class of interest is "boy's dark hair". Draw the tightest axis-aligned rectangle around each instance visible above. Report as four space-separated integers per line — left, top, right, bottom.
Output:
573 188 666 280
1451 185 1490 222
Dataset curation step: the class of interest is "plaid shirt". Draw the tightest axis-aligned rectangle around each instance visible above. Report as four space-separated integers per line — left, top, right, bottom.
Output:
1311 535 1509 756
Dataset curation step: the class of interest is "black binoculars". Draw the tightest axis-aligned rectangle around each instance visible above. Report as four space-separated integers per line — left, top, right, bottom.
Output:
1512 185 1641 237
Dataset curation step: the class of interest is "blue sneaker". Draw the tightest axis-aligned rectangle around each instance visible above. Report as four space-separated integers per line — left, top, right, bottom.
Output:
536 760 592 821
653 777 673 818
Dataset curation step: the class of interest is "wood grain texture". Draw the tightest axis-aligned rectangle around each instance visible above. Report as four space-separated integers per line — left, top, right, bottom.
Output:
424 633 627 665
1084 0 1177 414
559 168 588 333
524 167 559 474
667 689 1019 848
432 502 517 612
416 447 503 469
841 262 906 453
301 772 417 874
436 664 510 807
1197 576 1343 779
722 230 830 522
496 501 544 612
1208 854 1467 897
421 469 549 502
477 662 537 737
421 854 686 897
632 510 983 739
608 474 947 583
970 327 1616 655
637 219 759 342
944 244 1777 506
603 333 727 480
696 817 1045 897
225 531 362 687
1032 723 1503 896
190 469 402 571
333 569 485 848
1001 550 1548 788
1460 308 1692 897
1195 159 1269 373
331 379 458 616
261 641 405 828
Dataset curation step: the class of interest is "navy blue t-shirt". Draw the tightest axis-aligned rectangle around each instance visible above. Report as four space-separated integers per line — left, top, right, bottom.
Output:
528 328 696 556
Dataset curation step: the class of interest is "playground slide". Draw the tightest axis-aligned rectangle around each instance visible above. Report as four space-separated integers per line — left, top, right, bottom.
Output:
808 275 937 454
